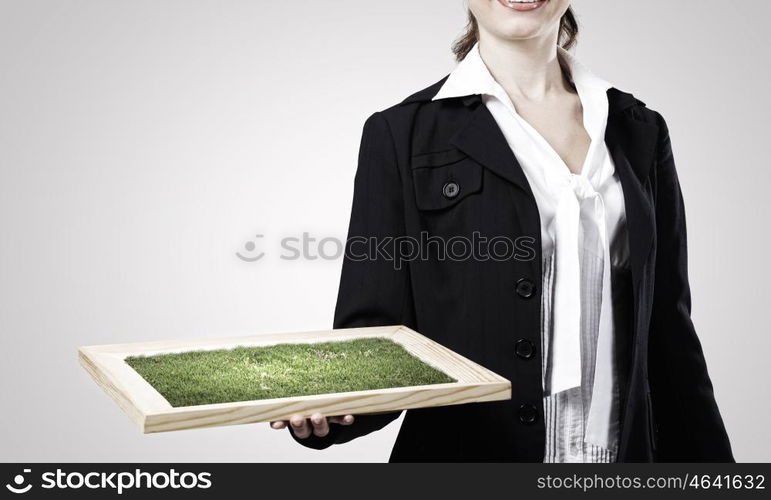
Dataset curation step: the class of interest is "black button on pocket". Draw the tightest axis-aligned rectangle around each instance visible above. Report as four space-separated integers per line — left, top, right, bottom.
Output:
442 181 460 199
515 339 535 360
518 403 538 424
411 150 482 211
515 278 535 299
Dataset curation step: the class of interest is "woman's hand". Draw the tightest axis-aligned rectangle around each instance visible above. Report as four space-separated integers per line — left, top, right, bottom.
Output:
270 413 355 439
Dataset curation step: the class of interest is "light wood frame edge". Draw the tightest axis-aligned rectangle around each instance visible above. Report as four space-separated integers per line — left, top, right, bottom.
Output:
79 325 511 433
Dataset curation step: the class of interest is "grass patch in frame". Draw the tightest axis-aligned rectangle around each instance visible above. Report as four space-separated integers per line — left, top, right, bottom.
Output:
79 326 511 433
125 337 455 407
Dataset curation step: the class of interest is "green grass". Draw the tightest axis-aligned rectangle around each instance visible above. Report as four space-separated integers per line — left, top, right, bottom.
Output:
125 337 456 407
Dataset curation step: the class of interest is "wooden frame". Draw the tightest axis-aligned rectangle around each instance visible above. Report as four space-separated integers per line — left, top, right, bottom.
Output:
79 325 511 433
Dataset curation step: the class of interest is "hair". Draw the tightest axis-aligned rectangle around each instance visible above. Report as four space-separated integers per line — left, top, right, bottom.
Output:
451 6 579 61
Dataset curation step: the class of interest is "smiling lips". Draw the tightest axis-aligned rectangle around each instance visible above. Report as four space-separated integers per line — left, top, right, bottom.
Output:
497 0 548 12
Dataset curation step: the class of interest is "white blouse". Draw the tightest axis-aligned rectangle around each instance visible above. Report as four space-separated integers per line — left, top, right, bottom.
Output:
433 43 630 462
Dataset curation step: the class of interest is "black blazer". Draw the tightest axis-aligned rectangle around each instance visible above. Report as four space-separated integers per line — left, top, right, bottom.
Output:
292 77 734 462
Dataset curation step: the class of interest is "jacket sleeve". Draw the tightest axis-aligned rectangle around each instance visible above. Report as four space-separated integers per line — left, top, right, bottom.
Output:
290 111 414 450
647 112 734 462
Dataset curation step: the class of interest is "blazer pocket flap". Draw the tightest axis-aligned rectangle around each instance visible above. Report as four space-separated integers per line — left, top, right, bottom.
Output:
412 161 483 211
411 148 468 169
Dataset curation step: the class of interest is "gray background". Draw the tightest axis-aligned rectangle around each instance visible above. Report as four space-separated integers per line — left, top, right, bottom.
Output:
1 0 768 462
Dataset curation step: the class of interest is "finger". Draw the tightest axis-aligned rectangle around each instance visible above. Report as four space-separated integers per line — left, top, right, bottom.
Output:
270 421 287 430
328 414 355 426
290 415 311 439
310 413 330 437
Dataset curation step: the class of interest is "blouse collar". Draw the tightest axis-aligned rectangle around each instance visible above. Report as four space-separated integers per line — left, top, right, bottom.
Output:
432 42 612 104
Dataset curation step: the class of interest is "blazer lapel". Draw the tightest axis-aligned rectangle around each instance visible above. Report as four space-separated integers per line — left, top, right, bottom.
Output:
449 96 534 197
605 88 659 294
448 95 542 279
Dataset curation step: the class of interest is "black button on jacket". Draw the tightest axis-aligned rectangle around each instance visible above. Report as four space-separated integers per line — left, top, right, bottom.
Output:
291 78 734 462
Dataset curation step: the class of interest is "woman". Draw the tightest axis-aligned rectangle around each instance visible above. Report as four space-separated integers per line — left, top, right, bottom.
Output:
270 0 733 462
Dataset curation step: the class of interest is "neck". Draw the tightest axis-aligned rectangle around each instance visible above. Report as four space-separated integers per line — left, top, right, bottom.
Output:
477 31 570 101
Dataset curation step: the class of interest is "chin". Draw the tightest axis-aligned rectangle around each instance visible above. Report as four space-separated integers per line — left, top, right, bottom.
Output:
492 23 547 44
486 0 558 40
